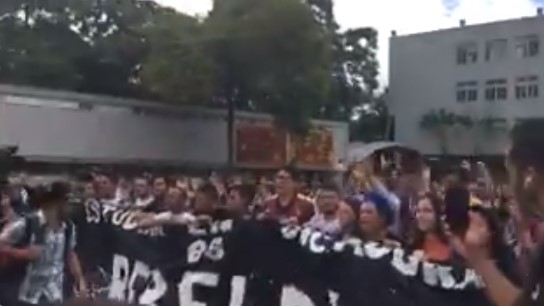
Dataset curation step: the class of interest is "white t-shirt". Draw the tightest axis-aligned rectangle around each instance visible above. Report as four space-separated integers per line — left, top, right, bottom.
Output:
153 211 196 224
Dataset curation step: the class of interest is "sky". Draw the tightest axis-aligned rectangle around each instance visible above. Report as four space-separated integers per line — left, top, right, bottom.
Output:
156 0 544 86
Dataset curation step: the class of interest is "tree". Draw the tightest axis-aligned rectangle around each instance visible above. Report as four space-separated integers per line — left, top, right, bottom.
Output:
0 1 86 89
138 8 216 104
207 0 331 134
0 0 213 101
307 0 379 121
349 90 390 142
0 0 381 138
419 108 457 154
473 116 507 154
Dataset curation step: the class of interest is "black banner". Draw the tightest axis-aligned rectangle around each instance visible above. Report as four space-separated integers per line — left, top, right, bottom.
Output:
75 201 491 306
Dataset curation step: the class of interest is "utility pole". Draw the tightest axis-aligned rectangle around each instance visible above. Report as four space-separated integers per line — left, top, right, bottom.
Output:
226 94 235 171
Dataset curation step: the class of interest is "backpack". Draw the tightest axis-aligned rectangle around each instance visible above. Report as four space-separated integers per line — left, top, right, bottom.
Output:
0 215 43 276
0 214 74 296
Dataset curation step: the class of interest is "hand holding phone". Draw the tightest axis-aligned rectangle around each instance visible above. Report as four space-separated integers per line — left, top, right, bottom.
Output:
444 186 470 236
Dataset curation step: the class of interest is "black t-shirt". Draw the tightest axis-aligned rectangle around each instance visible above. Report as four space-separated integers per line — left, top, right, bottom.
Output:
71 199 111 273
516 242 544 306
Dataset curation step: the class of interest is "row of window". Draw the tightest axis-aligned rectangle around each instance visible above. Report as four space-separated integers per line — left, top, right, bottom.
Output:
456 76 539 102
457 35 539 65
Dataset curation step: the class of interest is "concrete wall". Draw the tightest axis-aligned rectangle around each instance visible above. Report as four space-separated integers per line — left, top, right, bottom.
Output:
0 85 348 168
389 14 544 155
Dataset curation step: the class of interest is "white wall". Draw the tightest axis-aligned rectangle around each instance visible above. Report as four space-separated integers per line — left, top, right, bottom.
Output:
389 15 544 155
0 85 348 168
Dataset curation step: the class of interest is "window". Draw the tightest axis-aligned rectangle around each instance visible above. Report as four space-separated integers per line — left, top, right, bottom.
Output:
515 35 539 58
515 75 539 100
456 81 478 103
485 39 507 61
485 79 508 101
456 42 478 65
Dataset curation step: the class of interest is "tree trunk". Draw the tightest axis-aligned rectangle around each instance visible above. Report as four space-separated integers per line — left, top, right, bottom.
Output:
436 127 449 154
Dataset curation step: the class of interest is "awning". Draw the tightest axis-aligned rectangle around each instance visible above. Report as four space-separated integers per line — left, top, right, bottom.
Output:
346 141 420 163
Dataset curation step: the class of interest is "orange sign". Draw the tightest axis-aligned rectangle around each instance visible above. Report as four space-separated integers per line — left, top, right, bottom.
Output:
235 123 287 167
290 128 334 168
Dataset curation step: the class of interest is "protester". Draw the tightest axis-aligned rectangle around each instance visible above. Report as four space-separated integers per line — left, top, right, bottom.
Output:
1 125 543 306
0 182 86 306
468 206 520 286
262 167 314 225
94 173 121 208
357 191 400 246
132 176 154 209
450 119 544 306
152 176 168 203
225 184 254 219
408 193 451 261
308 182 342 235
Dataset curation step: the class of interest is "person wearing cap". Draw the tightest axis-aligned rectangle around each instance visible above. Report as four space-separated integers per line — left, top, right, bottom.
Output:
357 191 400 247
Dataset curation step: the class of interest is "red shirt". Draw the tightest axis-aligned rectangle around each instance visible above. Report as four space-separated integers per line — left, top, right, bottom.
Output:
263 194 315 225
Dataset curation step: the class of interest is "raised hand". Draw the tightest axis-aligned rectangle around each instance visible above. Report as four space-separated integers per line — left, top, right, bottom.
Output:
446 211 491 266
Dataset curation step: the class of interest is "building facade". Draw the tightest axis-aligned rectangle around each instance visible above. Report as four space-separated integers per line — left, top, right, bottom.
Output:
0 84 348 170
389 11 544 156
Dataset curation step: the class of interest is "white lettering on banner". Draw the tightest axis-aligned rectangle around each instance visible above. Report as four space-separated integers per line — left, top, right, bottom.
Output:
108 254 339 306
280 287 339 306
391 249 419 277
281 225 485 290
281 287 313 306
308 231 326 254
110 210 165 237
437 266 456 289
457 268 484 289
189 220 234 236
109 254 167 306
85 200 101 224
187 237 225 263
179 272 219 306
110 254 249 306
229 276 246 306
177 272 248 306
422 262 439 286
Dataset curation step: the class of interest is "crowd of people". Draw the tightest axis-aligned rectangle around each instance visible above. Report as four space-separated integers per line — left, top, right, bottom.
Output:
0 120 544 306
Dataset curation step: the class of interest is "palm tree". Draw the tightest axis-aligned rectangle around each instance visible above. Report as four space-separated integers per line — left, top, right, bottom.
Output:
455 114 474 129
419 108 457 154
473 116 508 154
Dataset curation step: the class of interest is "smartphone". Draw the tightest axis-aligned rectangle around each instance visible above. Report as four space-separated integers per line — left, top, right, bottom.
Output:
444 186 470 235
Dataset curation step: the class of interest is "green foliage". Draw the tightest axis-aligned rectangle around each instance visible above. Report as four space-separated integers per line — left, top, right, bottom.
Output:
420 109 509 154
0 19 85 88
349 91 390 142
207 0 331 134
307 0 379 122
138 8 216 104
0 0 380 134
455 114 474 128
419 108 461 130
306 0 381 140
478 116 508 131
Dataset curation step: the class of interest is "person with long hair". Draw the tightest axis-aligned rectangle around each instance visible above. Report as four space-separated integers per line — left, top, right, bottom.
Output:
467 206 521 286
408 193 451 261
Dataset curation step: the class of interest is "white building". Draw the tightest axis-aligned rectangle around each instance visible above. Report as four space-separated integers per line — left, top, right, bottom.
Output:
389 9 544 156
